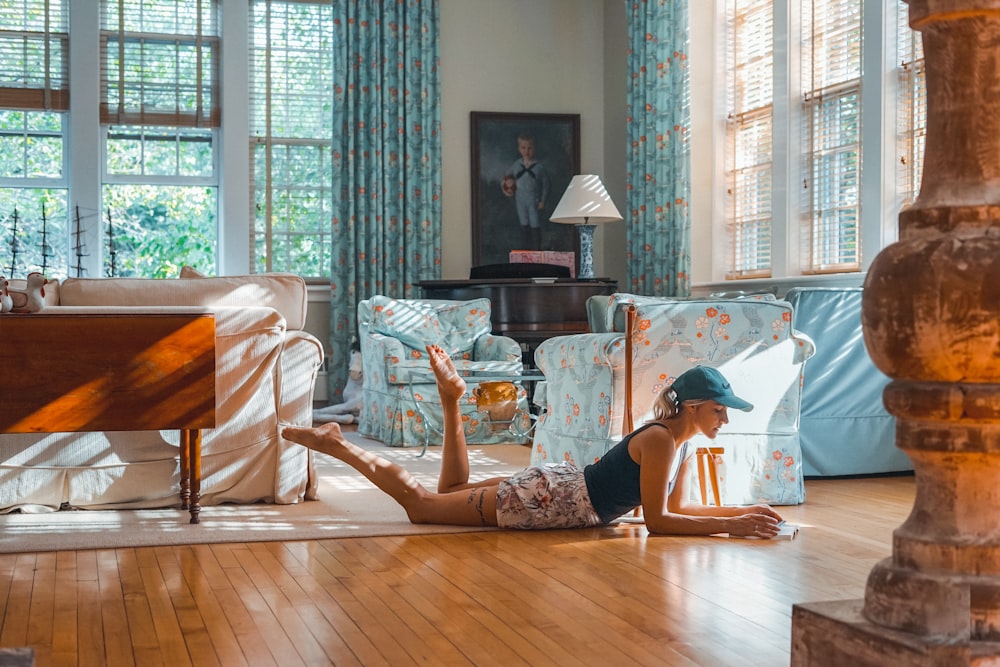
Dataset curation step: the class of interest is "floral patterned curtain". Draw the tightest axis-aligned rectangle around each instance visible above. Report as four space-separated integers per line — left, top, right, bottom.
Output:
626 0 691 297
328 0 441 399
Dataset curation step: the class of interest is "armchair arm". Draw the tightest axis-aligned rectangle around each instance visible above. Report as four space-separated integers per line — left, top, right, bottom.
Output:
535 332 626 376
473 333 522 362
791 329 817 365
361 331 411 390
531 333 629 466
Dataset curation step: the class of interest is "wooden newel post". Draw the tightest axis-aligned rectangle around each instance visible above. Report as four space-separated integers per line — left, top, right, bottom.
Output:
792 1 1000 664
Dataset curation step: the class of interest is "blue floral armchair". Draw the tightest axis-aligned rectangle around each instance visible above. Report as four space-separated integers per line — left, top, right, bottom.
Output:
357 296 526 447
531 293 816 505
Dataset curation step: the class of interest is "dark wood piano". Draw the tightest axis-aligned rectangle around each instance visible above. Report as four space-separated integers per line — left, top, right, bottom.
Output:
416 278 618 363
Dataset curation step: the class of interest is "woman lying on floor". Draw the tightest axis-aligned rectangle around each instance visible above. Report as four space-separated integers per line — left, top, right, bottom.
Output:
283 345 783 538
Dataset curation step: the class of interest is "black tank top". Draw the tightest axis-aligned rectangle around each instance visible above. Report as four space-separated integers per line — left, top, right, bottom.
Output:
583 422 690 524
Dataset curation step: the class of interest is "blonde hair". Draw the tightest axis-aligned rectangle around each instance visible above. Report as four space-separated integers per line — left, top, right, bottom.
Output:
651 385 707 421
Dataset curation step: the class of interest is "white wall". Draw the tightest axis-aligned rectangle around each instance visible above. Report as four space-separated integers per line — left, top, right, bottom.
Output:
689 2 721 286
439 0 625 283
311 1 628 363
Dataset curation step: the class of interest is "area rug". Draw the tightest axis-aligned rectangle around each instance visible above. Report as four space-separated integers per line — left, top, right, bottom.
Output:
0 432 532 554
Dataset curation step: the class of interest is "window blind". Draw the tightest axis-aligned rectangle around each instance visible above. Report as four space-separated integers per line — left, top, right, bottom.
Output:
802 0 862 273
99 0 220 127
248 0 333 277
896 1 925 207
0 0 68 111
725 0 773 278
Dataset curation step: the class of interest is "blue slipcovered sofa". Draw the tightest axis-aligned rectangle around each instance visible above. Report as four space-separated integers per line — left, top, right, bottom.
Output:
784 287 912 476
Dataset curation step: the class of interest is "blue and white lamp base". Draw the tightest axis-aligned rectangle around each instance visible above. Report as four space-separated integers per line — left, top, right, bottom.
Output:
576 223 597 279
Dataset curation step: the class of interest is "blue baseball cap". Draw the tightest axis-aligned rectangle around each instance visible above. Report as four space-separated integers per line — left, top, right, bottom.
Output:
670 366 753 412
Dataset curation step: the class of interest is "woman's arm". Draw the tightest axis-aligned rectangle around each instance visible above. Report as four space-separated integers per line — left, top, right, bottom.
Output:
636 436 781 537
668 464 784 520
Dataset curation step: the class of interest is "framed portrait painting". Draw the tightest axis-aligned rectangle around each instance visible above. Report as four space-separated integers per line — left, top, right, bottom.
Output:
470 111 581 267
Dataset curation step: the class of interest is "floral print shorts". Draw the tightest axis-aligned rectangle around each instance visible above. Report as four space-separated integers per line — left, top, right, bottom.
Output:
495 463 603 529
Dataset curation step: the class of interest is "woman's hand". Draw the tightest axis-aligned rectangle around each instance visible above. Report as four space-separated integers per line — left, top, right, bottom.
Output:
727 513 781 538
744 503 783 522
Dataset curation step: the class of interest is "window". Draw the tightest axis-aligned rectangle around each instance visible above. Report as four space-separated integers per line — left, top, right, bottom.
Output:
801 0 862 274
249 0 333 279
896 0 925 207
718 1 923 282
99 0 220 277
725 0 773 279
2 0 340 280
0 0 69 278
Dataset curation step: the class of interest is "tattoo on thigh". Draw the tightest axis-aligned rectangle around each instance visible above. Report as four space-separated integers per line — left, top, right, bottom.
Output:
478 490 490 526
468 488 488 526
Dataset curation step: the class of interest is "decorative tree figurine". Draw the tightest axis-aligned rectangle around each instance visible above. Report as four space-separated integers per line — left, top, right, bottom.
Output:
72 206 89 278
38 204 53 277
105 208 117 278
6 206 21 278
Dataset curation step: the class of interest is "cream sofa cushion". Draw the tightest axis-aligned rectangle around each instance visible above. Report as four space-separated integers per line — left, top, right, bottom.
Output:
59 273 308 330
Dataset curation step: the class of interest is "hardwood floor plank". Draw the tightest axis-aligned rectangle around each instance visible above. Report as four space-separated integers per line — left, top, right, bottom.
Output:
0 555 36 648
247 542 360 665
483 531 685 665
369 537 546 665
357 536 530 666
238 542 338 665
25 552 56 652
113 549 160 661
212 585 279 667
335 537 471 665
291 541 403 665
313 536 445 665
139 548 199 666
223 546 310 666
176 546 249 667
408 532 675 666
0 554 17 637
49 552 79 660
75 578 105 667
96 550 137 667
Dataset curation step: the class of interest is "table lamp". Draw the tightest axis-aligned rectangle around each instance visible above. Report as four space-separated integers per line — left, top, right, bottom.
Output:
549 174 622 279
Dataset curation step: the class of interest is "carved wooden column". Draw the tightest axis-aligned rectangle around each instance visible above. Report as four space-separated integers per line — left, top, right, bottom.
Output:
791 1 1000 664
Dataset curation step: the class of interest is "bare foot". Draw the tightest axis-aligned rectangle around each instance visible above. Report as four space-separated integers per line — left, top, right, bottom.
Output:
282 422 350 459
426 344 466 401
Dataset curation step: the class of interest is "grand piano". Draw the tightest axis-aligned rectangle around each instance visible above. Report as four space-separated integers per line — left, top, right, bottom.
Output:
416 277 618 363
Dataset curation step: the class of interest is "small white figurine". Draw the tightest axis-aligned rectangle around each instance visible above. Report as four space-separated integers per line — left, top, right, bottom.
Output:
312 345 364 425
9 272 49 313
0 276 13 313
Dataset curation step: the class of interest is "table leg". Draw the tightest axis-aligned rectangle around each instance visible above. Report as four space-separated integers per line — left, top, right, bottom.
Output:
186 429 203 524
180 430 191 510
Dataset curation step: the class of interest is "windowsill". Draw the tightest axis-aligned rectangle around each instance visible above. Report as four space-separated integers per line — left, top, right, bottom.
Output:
692 273 866 298
307 283 330 301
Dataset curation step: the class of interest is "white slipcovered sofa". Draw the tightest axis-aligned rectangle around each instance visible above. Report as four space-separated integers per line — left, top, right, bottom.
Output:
0 272 324 512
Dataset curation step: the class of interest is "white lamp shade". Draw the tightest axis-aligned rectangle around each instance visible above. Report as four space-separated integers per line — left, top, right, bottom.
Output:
549 174 623 224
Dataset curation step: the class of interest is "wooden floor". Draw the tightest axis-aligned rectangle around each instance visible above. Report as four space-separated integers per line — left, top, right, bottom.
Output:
0 475 914 666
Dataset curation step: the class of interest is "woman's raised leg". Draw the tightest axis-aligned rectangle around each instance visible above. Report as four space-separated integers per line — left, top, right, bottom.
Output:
425 345 510 493
426 344 474 492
